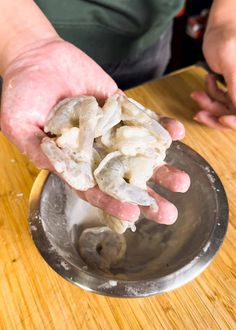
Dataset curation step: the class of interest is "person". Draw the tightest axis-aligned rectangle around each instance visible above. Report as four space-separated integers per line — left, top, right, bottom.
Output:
0 0 235 225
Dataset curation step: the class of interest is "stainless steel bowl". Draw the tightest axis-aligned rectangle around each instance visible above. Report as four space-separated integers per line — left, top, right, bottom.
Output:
29 142 228 297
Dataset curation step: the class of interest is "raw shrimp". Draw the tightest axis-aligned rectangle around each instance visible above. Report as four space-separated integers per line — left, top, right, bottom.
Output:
42 94 173 234
44 96 98 135
95 95 121 137
101 124 167 167
41 137 95 190
119 96 172 149
114 125 164 158
93 136 110 159
47 96 98 162
56 126 80 150
42 96 99 190
78 226 127 271
94 151 156 205
53 127 101 169
100 125 119 149
100 213 136 234
78 97 99 162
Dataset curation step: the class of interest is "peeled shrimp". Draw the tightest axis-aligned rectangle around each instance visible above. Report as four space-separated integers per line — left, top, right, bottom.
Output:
41 137 95 190
42 96 99 190
114 125 163 158
94 151 156 205
48 96 98 162
44 96 98 135
95 95 121 137
100 126 118 149
77 97 99 162
101 214 136 234
42 94 172 234
52 127 101 169
56 127 80 150
119 96 172 149
78 226 127 271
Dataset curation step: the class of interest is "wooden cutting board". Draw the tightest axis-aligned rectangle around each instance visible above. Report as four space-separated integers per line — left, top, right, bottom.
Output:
0 66 235 329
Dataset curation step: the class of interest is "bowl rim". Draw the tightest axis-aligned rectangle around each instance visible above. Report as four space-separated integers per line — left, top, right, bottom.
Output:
28 142 228 297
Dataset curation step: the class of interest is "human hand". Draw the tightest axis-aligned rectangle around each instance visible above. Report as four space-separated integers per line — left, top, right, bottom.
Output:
192 13 236 129
191 74 236 129
0 38 190 225
0 37 119 166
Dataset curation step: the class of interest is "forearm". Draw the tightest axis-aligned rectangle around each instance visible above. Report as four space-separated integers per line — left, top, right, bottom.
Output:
0 0 59 75
207 0 236 29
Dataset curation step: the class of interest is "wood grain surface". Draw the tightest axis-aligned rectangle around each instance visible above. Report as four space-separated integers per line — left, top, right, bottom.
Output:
0 66 235 329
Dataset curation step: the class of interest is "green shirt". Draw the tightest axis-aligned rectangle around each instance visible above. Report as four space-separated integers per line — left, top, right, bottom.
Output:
35 0 184 65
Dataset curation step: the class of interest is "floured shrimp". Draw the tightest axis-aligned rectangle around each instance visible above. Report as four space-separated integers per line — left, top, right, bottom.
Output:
94 151 156 205
114 125 164 158
101 214 136 234
119 96 172 149
44 96 98 162
95 95 121 137
53 127 101 169
56 127 80 150
94 136 110 159
44 96 98 135
77 97 99 162
41 137 95 190
100 125 167 164
78 226 127 271
41 94 174 234
42 96 99 190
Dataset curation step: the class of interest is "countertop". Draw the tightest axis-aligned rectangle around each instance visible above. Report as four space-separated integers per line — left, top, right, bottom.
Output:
0 66 235 329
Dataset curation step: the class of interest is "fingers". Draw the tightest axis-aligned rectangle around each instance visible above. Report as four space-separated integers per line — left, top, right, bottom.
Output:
206 74 228 104
159 117 185 141
140 187 178 225
222 60 236 109
191 74 236 129
152 164 190 193
191 90 228 116
78 164 190 225
194 111 228 129
219 115 236 129
79 187 140 221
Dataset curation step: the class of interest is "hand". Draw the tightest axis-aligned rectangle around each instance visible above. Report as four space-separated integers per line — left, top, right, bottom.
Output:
192 18 236 129
191 74 236 129
0 38 190 225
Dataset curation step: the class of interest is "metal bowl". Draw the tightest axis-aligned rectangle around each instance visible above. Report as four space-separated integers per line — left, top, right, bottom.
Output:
29 142 228 297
